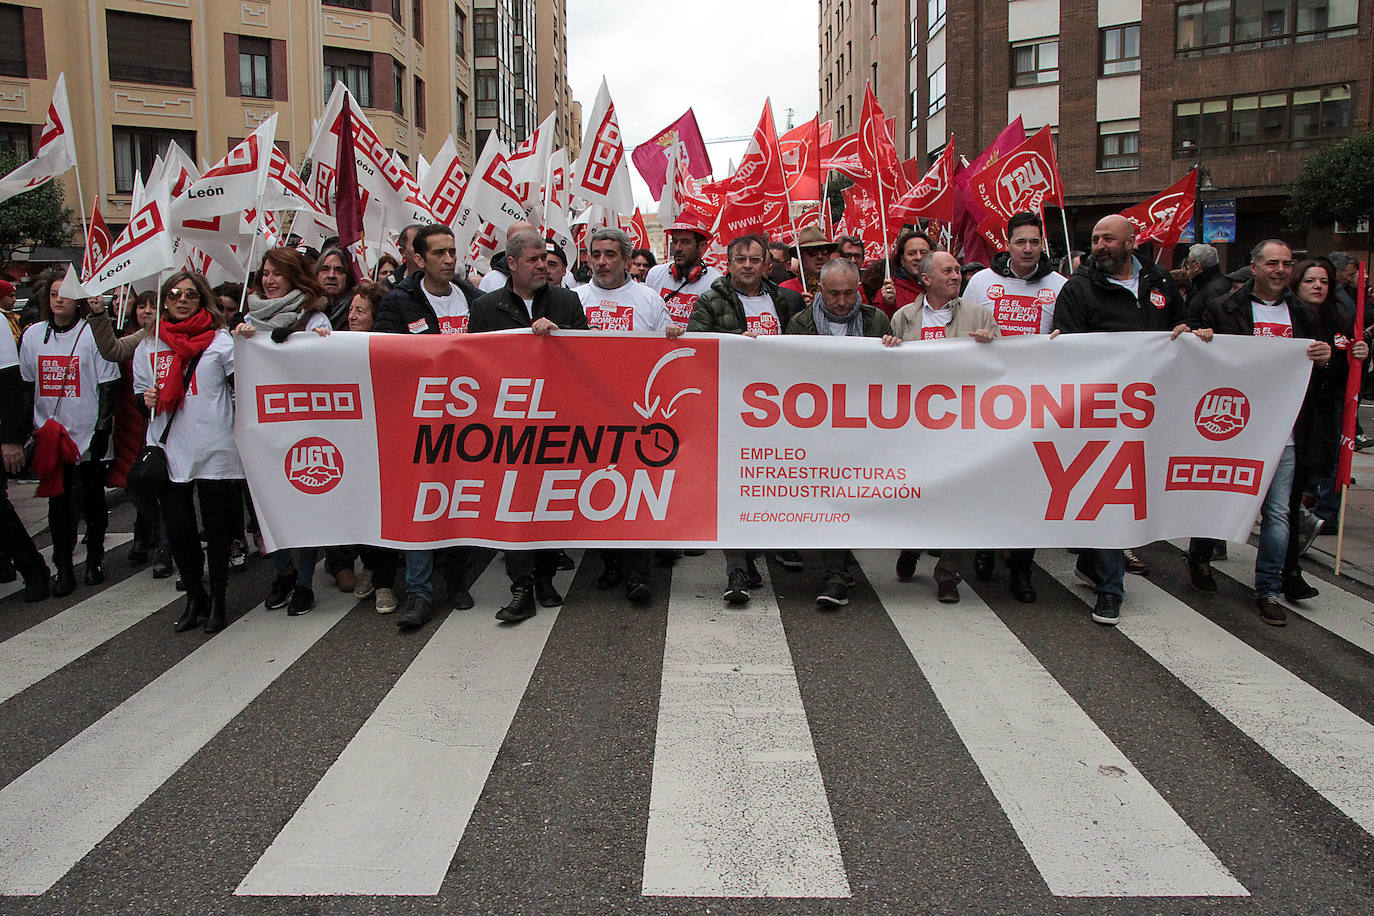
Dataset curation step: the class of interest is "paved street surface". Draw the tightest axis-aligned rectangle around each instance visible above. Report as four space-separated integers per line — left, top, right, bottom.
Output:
1 483 1373 915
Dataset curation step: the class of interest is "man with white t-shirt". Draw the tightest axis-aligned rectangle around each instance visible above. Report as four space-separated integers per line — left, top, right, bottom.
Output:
577 226 680 336
374 224 483 631
962 211 1067 601
644 211 723 327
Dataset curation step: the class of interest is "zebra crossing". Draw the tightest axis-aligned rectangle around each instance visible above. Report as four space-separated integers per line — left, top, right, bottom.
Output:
1 533 1373 912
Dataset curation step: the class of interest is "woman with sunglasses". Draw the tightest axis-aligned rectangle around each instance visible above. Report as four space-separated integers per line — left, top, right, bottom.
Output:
134 272 243 634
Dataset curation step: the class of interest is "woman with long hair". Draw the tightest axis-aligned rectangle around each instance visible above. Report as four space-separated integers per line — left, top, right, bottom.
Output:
133 271 244 633
19 268 122 595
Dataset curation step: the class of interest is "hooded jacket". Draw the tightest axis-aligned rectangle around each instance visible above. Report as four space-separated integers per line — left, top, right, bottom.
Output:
963 252 1066 335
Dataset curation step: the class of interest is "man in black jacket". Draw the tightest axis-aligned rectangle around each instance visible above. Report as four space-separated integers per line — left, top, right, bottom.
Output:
470 228 588 623
0 321 48 600
1183 244 1231 325
1052 214 1202 627
375 225 483 630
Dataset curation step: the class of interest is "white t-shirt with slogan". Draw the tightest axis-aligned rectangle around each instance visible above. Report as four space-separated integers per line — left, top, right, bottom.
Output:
133 330 244 482
740 292 781 335
577 277 671 332
962 267 1065 335
1251 299 1293 339
422 282 471 335
19 319 121 456
645 263 723 326
920 304 954 340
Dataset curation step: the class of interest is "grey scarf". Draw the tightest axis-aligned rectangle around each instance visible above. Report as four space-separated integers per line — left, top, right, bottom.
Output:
246 290 308 332
812 296 864 337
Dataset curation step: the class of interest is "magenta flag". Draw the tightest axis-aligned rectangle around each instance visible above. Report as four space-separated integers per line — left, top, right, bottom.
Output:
632 109 712 201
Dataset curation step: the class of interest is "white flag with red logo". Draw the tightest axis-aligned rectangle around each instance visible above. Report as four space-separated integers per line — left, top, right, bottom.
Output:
466 132 529 233
540 147 573 248
891 138 957 223
171 114 276 238
508 111 557 186
84 183 175 294
620 208 650 250
262 144 327 217
420 135 472 230
0 73 77 204
470 220 501 269
80 202 112 285
148 141 200 201
571 78 634 214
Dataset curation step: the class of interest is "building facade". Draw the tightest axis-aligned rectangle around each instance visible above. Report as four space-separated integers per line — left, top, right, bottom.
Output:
822 0 1372 262
0 0 578 240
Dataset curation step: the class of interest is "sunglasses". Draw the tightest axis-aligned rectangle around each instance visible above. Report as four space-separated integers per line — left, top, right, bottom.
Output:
167 288 201 303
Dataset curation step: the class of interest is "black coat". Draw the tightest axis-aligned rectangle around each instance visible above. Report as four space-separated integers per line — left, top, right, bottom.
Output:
373 270 481 335
469 281 588 332
1185 264 1232 326
1053 252 1187 333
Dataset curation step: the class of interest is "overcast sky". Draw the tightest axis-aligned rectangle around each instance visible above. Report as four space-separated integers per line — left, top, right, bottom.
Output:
565 1 819 210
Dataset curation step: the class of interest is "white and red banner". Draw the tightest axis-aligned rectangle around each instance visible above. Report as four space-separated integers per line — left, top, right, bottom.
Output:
236 331 1310 551
84 183 175 294
0 73 77 205
507 110 556 186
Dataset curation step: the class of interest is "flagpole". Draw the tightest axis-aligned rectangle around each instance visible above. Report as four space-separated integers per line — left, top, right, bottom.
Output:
1059 206 1072 264
72 165 90 258
237 200 264 321
541 154 554 241
782 182 807 297
1335 482 1350 575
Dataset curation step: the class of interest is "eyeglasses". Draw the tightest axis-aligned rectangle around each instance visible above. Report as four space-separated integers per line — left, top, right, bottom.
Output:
167 288 201 303
731 256 764 265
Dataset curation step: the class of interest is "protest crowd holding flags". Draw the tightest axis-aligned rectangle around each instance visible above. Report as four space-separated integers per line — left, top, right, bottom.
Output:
0 72 1364 634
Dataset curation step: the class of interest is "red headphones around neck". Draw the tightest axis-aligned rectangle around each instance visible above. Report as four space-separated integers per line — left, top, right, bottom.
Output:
670 262 704 283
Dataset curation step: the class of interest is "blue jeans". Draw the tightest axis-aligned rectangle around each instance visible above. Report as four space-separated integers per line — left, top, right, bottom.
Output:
273 547 319 588
405 550 433 600
1255 443 1296 599
1082 548 1125 599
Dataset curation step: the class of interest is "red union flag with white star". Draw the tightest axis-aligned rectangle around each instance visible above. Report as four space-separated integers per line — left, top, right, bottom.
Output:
572 78 634 214
0 73 78 204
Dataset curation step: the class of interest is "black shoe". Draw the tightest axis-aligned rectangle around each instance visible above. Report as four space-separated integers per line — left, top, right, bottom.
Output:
1212 543 1229 561
1255 595 1288 626
287 586 315 616
151 551 174 579
127 541 150 566
84 554 105 586
816 580 849 608
397 592 436 629
174 591 209 632
1091 593 1122 626
1281 572 1319 601
597 564 625 590
533 577 562 607
1009 569 1036 603
895 550 918 581
625 578 653 603
175 575 186 592
775 550 804 570
21 570 50 602
264 573 294 609
724 568 751 605
495 584 536 622
937 579 960 603
555 549 576 571
203 592 227 634
744 554 763 589
1073 555 1099 588
1186 559 1218 593
450 588 475 610
974 551 995 581
0 554 16 583
51 558 75 597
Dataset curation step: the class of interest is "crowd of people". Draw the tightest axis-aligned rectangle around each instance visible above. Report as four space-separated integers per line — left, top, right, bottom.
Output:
0 207 1365 635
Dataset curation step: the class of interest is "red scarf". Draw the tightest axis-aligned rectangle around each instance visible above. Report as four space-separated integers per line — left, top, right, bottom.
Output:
155 309 216 415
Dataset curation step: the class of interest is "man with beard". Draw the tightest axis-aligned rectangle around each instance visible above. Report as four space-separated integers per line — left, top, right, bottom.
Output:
630 249 656 282
316 247 357 330
644 211 723 327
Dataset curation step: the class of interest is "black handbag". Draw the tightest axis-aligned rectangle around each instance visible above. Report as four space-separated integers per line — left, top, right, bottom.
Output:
126 351 203 501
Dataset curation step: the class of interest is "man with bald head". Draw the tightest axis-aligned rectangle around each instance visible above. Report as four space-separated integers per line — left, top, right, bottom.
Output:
1053 213 1196 626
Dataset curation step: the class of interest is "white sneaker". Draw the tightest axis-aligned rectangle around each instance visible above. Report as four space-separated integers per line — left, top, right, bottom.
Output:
354 568 375 598
374 586 397 614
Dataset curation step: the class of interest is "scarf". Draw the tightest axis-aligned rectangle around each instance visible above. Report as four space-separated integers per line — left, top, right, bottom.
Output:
155 309 216 415
32 418 80 497
245 290 308 332
812 295 865 337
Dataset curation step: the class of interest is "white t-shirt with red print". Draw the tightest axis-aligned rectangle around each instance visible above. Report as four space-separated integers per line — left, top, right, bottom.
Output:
962 267 1065 335
645 263 722 327
577 277 671 332
19 319 121 457
422 283 471 335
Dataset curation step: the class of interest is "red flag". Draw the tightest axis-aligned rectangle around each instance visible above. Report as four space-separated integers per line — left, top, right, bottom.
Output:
714 101 791 242
820 131 867 181
975 214 1009 253
632 108 712 201
842 183 884 252
890 139 957 223
1122 170 1197 249
779 117 822 201
857 84 907 207
621 208 650 250
967 125 1063 223
332 107 366 282
81 203 112 284
1338 264 1367 487
951 118 1026 263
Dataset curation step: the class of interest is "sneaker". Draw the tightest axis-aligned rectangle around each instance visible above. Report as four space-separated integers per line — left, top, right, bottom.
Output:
1123 549 1149 576
895 550 918 581
555 549 576 571
724 568 751 605
334 568 358 592
1255 595 1288 626
228 539 247 570
744 554 763 589
495 583 537 622
353 568 375 598
1186 559 1218 592
374 586 398 614
625 578 653 603
287 586 315 617
1091 593 1122 625
937 579 960 603
533 577 563 607
264 573 295 610
1281 572 1319 601
776 550 804 570
1297 512 1324 557
816 580 849 608
397 592 435 629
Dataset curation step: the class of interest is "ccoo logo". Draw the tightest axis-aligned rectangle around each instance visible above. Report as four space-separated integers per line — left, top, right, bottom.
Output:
1194 388 1250 441
285 437 344 494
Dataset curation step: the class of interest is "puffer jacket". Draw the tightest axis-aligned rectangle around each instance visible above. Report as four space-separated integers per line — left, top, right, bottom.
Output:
686 276 802 334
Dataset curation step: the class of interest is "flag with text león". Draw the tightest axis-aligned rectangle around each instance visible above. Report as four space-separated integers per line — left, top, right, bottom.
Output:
83 183 175 294
0 73 77 204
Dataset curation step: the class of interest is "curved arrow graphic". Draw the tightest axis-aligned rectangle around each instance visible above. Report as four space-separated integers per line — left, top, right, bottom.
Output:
633 347 699 419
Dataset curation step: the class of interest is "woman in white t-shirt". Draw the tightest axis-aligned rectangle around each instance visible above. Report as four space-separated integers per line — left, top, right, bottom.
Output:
18 268 122 596
233 248 331 617
134 271 244 634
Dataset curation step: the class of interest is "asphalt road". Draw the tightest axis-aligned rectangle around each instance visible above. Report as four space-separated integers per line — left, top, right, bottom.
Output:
1 497 1372 915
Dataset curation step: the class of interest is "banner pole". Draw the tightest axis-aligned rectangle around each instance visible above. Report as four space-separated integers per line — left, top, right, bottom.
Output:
1060 206 1072 264
72 163 90 259
1335 483 1350 576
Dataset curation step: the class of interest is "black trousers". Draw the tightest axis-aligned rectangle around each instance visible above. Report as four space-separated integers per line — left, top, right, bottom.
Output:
49 461 107 562
0 469 45 578
505 549 556 586
358 544 399 590
162 479 239 597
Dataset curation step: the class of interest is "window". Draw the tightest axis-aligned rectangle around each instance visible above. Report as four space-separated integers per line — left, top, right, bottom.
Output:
474 9 497 56
928 0 946 36
391 0 402 25
323 48 372 107
321 0 369 8
1100 24 1141 75
1098 124 1139 169
1173 84 1353 155
928 64 946 115
414 76 425 131
412 0 423 43
238 37 271 99
0 122 30 158
1177 0 1357 56
0 6 24 78
847 40 853 71
476 69 497 118
106 11 193 87
456 89 468 138
1011 39 1058 87
456 7 467 58
113 126 195 194
393 64 405 116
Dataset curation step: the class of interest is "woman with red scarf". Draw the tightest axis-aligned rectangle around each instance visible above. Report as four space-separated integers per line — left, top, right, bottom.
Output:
133 272 244 634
